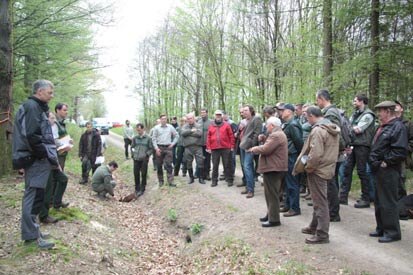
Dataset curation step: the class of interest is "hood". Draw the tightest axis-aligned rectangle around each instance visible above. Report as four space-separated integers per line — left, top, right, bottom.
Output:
314 118 340 136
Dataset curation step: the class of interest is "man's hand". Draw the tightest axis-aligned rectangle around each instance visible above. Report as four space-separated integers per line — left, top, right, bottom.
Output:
167 144 174 149
156 148 161 156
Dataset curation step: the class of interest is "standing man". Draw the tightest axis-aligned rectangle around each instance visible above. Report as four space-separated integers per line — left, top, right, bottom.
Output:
181 113 205 184
79 122 102 184
206 110 235 187
316 89 343 221
369 101 407 243
239 105 263 198
294 106 340 244
197 108 212 180
12 79 58 249
340 94 376 208
123 120 134 160
174 116 188 177
249 117 288 227
54 103 71 170
281 103 303 216
131 123 152 196
152 114 179 187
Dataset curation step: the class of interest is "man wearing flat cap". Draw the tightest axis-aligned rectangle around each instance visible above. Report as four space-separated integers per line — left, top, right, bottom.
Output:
368 101 408 243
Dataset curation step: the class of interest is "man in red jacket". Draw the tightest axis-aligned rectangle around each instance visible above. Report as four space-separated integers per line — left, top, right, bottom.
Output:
206 110 235 187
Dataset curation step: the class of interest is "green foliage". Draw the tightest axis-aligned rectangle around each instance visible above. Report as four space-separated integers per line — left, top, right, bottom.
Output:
167 208 178 222
276 260 313 275
189 223 204 235
49 207 90 223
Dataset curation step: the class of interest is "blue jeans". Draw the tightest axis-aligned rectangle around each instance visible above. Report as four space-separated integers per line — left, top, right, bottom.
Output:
366 163 375 201
286 154 300 212
240 149 255 193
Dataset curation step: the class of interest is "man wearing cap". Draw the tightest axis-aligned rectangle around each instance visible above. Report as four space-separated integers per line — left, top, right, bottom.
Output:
249 117 288 227
340 94 376 208
206 110 235 187
369 101 407 243
281 103 303 216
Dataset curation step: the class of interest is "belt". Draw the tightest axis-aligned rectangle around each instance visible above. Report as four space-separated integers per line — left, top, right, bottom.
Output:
158 144 171 147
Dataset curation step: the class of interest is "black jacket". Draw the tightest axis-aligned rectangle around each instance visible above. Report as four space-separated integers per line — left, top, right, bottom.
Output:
79 129 102 164
282 118 303 155
12 97 58 169
369 118 408 172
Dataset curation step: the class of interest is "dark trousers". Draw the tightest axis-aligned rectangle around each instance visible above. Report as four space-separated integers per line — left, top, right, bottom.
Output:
196 145 211 178
81 156 98 181
133 159 148 192
263 171 285 223
174 145 187 175
341 145 370 201
22 187 45 240
328 162 340 219
285 154 300 212
172 144 177 165
211 148 233 183
307 173 329 239
124 138 132 158
40 169 68 219
373 166 401 239
156 146 174 184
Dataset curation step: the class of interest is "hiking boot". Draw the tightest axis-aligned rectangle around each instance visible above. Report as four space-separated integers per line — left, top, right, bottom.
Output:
237 183 246 187
305 235 329 244
25 238 54 249
188 177 195 184
79 179 88 185
40 216 58 224
354 200 370 208
211 181 218 187
301 227 316 235
226 181 233 187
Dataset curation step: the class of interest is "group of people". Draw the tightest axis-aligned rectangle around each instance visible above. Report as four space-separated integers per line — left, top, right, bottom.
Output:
12 79 119 249
13 79 412 249
124 89 412 245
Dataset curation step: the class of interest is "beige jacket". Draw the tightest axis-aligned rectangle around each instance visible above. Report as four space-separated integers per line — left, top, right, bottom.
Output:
293 118 340 180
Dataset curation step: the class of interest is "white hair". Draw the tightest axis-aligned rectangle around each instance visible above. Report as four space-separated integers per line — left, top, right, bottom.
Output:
266 116 281 127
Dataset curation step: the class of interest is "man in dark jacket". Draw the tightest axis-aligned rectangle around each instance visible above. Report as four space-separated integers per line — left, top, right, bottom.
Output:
12 79 58 249
79 121 102 184
281 103 303 216
181 113 205 184
340 94 376 208
131 123 152 196
369 101 407 243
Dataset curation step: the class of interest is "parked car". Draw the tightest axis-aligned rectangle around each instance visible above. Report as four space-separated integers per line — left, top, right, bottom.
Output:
92 117 111 135
111 121 123 128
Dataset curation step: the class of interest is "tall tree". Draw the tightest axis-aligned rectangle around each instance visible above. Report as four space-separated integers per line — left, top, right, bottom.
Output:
369 0 379 106
0 0 13 175
322 0 333 87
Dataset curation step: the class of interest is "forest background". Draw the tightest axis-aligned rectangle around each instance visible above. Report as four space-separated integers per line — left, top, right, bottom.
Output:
1 0 413 175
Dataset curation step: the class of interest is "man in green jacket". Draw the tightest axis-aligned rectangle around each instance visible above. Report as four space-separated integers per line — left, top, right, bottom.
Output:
131 124 152 196
92 161 118 199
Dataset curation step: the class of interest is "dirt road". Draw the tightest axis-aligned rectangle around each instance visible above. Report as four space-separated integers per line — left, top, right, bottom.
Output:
107 131 413 274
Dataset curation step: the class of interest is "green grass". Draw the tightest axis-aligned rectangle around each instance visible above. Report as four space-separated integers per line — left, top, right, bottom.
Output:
49 207 90 223
109 128 123 136
276 260 313 275
190 223 204 235
167 208 178 222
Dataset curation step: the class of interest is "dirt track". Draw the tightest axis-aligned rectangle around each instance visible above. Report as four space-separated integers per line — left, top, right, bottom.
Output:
108 131 413 275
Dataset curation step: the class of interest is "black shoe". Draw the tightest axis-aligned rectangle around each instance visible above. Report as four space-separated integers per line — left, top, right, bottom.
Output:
211 182 218 187
259 215 268 222
182 173 187 177
199 178 205 184
205 175 211 181
378 236 401 243
159 182 164 187
219 175 225 181
262 221 281 227
54 202 69 210
136 191 144 197
279 207 290 213
330 216 341 222
339 198 348 205
168 183 177 187
354 200 370 208
25 238 54 249
188 177 195 184
226 181 233 187
369 231 384 237
40 216 58 224
236 183 246 187
79 179 87 185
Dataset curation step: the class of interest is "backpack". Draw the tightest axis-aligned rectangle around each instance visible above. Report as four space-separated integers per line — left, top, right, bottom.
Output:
338 110 352 150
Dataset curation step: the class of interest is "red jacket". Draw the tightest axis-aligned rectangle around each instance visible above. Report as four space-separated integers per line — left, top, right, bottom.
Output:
206 121 235 150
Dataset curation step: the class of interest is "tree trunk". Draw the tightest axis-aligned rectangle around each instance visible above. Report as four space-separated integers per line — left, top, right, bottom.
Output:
0 0 13 175
322 0 333 87
370 0 380 107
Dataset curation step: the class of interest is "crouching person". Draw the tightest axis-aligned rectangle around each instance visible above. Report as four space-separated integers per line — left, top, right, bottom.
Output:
92 161 118 199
